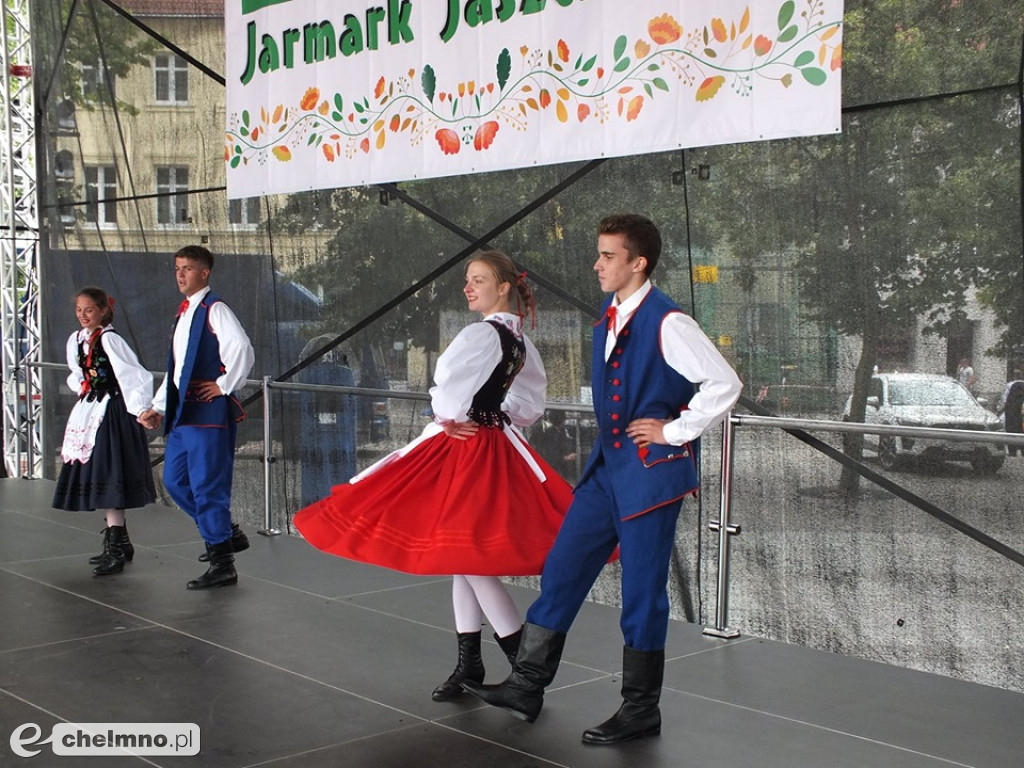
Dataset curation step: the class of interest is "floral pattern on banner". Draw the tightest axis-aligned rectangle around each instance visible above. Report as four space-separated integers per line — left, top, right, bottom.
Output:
225 2 841 167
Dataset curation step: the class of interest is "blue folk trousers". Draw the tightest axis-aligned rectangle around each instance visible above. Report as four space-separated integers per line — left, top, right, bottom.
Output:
526 456 682 651
163 423 236 546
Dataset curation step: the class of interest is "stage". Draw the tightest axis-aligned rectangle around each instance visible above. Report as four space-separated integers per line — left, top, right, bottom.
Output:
0 477 1019 767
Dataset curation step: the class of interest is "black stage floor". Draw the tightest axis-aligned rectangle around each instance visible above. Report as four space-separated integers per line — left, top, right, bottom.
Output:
1 477 1021 767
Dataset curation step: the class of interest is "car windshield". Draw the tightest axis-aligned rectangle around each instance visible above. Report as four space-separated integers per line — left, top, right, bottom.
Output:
888 380 973 407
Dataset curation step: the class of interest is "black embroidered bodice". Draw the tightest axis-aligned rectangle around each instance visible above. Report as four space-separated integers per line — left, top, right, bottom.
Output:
466 320 526 428
79 330 121 402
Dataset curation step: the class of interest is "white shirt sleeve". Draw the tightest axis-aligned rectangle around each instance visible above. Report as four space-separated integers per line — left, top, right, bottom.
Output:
659 312 742 445
430 323 502 422
65 332 83 394
207 301 255 396
102 331 154 417
502 333 547 427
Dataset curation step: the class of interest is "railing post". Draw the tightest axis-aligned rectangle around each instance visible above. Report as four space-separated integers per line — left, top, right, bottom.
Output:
260 376 281 536
704 411 741 639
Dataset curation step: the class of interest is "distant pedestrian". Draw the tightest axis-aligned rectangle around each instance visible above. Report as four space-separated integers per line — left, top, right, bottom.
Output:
997 371 1024 456
957 358 976 395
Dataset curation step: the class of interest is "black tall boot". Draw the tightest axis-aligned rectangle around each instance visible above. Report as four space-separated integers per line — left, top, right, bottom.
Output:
581 646 664 745
432 631 485 701
89 525 134 565
186 540 237 590
93 526 131 576
462 623 566 723
495 628 522 666
198 522 249 561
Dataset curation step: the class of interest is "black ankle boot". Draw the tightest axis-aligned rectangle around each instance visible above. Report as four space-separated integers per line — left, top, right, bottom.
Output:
198 522 249 561
187 540 237 590
432 631 485 701
90 525 134 565
93 526 131 576
495 628 522 666
581 646 664 745
462 623 566 723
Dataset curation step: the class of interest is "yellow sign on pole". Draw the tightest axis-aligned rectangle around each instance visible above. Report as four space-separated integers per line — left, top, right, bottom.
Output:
692 265 719 284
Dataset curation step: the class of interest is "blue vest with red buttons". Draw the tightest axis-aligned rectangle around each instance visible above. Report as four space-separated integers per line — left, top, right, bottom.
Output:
164 291 244 433
579 286 699 520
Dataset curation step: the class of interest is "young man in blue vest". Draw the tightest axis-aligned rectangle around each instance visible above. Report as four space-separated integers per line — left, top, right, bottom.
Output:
464 213 741 744
139 246 255 590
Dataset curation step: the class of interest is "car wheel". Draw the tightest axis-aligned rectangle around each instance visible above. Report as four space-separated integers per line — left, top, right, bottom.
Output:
878 436 902 470
971 451 1005 476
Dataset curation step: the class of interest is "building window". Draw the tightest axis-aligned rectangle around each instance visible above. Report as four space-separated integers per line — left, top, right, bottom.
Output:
85 165 117 226
156 166 189 225
80 61 113 100
154 54 188 104
228 197 261 227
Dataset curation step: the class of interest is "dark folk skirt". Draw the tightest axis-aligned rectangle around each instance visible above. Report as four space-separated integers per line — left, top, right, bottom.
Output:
53 395 156 511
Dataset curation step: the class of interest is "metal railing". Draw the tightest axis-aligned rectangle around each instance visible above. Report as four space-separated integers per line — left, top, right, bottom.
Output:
26 361 1024 641
702 411 1024 638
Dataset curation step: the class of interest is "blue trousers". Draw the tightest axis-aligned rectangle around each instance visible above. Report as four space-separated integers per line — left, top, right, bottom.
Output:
163 423 236 545
526 456 682 651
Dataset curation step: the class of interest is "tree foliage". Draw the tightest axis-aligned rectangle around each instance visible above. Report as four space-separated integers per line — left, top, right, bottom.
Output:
33 0 160 114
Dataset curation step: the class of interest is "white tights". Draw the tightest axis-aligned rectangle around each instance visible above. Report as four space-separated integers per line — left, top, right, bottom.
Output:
451 575 521 638
104 508 126 527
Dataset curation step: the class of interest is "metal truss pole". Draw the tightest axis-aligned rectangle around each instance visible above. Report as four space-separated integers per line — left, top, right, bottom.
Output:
0 0 42 478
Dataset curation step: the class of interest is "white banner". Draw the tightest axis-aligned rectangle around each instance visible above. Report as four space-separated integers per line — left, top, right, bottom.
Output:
224 0 843 198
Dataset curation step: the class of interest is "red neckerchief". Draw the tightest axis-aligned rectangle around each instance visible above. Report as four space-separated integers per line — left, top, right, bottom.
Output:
605 304 617 334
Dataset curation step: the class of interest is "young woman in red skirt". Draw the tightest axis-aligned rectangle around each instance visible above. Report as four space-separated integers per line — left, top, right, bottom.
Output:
294 251 573 701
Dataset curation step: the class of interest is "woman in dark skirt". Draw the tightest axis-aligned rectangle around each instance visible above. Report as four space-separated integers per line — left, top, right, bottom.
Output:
53 286 156 575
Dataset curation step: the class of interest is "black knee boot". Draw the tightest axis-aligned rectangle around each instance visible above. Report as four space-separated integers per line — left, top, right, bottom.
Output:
495 628 522 666
581 646 664 745
462 623 566 723
93 526 132 576
198 522 249 561
432 631 485 701
186 541 237 590
90 524 134 565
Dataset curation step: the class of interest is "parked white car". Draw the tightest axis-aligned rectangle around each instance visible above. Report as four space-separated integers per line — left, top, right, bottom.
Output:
843 373 1005 474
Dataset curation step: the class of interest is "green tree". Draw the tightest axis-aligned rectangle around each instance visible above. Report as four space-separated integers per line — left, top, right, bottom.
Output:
32 0 160 115
692 0 1022 493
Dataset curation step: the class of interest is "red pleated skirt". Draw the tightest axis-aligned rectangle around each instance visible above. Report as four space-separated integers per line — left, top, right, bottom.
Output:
293 427 573 576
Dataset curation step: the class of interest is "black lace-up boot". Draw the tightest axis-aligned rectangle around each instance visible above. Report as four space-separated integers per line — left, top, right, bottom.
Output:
93 526 132 576
432 631 485 701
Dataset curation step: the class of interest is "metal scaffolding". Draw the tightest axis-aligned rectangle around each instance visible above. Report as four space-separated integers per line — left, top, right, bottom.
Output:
0 0 42 477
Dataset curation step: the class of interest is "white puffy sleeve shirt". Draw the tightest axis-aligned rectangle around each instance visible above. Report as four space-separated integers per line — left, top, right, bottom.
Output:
607 281 742 446
66 327 154 417
429 314 546 428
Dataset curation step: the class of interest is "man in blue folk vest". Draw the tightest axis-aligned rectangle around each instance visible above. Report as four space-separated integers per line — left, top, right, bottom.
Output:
139 246 255 590
464 214 741 744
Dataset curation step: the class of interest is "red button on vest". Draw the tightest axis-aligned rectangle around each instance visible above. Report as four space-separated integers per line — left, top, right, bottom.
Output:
612 395 621 401
611 361 620 368
612 428 621 435
611 413 620 421
613 441 622 449
612 379 621 386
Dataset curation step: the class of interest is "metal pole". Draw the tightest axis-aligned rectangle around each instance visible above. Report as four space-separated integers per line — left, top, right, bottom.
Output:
704 412 741 639
260 376 280 536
